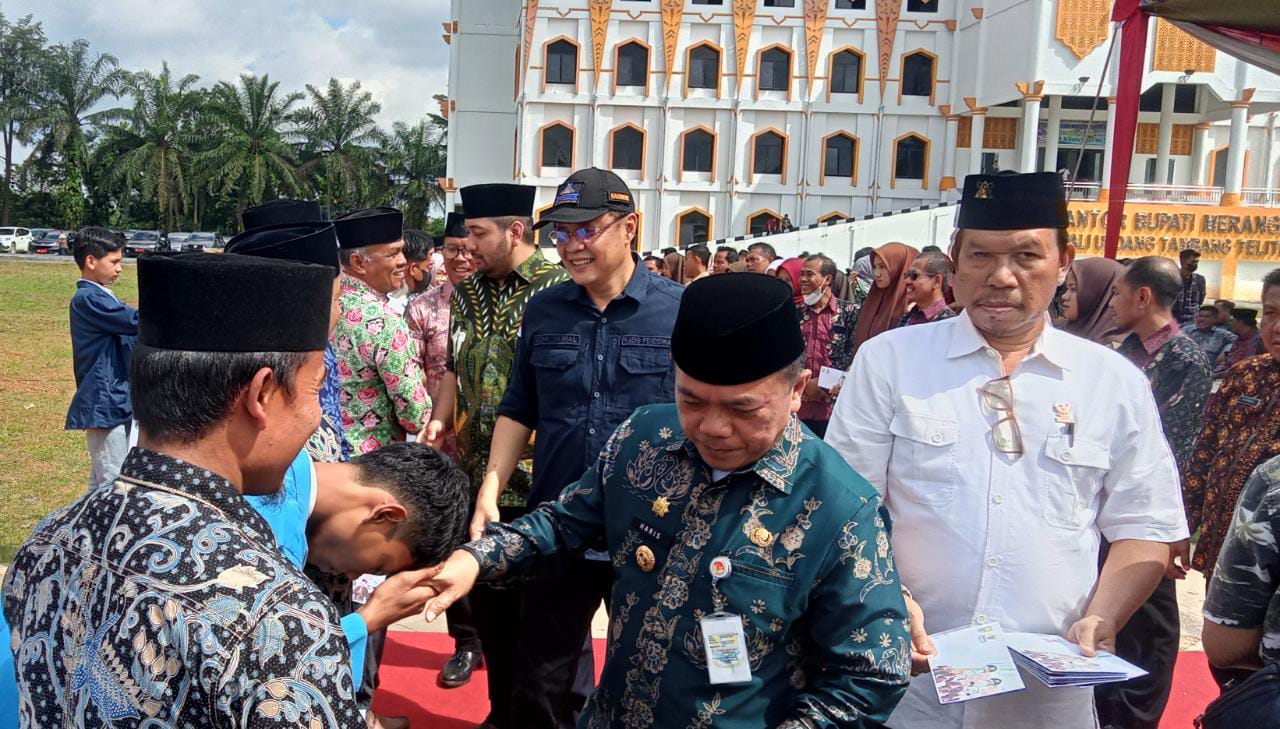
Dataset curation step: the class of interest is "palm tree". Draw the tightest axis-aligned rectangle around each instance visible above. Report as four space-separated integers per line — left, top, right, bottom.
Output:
382 119 445 229
199 74 303 229
105 62 200 230
294 78 384 215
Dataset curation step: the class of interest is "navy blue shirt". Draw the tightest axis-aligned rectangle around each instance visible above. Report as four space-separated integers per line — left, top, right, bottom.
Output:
65 279 138 430
498 256 683 506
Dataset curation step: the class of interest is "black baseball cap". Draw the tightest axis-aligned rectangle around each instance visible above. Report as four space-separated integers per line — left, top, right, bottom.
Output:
534 168 636 229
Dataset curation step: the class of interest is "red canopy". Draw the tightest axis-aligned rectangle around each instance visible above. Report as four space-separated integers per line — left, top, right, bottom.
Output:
1103 0 1280 258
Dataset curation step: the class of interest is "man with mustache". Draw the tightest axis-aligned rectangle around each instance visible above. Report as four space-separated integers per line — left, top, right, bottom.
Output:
333 207 431 455
825 172 1188 728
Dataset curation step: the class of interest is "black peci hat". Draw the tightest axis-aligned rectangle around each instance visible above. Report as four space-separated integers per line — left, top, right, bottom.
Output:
138 253 334 352
671 273 805 386
459 184 537 220
956 171 1069 231
224 222 339 274
534 168 636 229
443 211 468 239
333 207 403 249
242 198 324 231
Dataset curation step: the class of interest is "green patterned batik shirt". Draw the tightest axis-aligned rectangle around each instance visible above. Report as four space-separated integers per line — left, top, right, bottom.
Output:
447 249 569 505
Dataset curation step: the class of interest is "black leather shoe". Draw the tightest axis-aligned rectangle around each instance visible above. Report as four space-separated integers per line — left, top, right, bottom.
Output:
439 649 483 688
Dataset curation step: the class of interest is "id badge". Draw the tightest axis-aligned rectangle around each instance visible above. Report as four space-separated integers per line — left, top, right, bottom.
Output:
700 613 753 685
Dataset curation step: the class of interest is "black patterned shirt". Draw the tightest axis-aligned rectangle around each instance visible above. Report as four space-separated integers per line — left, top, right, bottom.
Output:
1204 454 1280 666
465 404 911 728
1116 321 1213 470
1 449 361 728
1172 272 1206 324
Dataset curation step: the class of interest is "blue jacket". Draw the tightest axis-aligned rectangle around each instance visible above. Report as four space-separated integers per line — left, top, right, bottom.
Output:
65 280 138 430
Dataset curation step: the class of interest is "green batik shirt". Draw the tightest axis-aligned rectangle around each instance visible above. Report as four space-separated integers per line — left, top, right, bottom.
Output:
447 249 569 505
464 404 912 728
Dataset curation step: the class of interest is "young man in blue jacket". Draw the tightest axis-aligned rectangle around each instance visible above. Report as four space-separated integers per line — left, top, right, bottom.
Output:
65 226 138 490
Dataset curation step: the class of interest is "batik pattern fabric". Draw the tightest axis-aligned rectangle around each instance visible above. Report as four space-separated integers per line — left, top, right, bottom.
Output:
1216 328 1264 377
405 282 457 459
334 274 430 455
896 299 957 329
796 296 859 422
1 448 361 729
306 344 350 463
1204 454 1280 666
1172 273 1206 324
447 251 569 504
1184 355 1280 575
1181 324 1237 364
1117 325 1213 471
465 404 911 727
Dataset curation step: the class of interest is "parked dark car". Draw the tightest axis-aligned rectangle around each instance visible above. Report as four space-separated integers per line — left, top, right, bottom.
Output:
31 229 65 255
182 232 225 251
125 230 163 257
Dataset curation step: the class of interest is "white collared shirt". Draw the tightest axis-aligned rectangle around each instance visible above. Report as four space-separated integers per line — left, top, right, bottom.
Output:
825 311 1188 729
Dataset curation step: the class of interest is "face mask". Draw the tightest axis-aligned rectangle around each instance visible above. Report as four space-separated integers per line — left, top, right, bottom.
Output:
803 288 825 306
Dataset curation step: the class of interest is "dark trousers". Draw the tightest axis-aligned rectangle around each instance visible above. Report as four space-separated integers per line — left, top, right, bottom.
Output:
513 557 614 729
1095 577 1180 729
469 504 528 728
446 595 482 653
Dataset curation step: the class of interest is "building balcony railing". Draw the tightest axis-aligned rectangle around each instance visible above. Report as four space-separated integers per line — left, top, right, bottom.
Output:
1065 182 1101 201
1125 184 1223 205
1242 188 1280 207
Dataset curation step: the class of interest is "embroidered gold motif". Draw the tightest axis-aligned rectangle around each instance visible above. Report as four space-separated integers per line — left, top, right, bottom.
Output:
750 526 774 547
636 545 656 572
651 496 670 517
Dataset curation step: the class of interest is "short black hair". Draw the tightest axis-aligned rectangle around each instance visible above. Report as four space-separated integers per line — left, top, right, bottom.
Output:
916 249 953 277
920 245 943 254
73 226 124 267
748 242 777 260
349 441 470 567
1179 249 1201 262
130 345 311 444
402 228 432 262
804 253 838 279
1264 268 1280 297
1215 299 1236 312
686 245 711 266
854 247 876 262
1122 256 1183 308
716 246 738 263
1199 304 1217 314
661 247 677 257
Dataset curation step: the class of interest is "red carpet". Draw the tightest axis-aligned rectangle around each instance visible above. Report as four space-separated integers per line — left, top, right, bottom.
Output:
373 631 1218 728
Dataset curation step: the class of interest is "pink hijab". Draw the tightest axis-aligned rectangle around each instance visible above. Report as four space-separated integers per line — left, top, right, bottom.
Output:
776 257 805 303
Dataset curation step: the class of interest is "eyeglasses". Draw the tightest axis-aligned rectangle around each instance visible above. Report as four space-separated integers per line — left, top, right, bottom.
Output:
442 245 471 258
905 271 941 281
548 215 625 246
978 376 1023 455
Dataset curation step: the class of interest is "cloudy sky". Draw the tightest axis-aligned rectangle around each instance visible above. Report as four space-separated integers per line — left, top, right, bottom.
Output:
7 0 454 127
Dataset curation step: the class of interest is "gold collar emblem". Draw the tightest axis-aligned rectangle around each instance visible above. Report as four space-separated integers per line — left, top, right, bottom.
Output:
651 496 670 517
974 180 994 199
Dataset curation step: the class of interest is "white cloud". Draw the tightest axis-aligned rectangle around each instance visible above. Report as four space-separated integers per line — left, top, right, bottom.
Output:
7 0 453 128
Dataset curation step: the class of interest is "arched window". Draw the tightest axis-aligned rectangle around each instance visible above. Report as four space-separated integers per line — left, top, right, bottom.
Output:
894 134 928 183
541 123 574 168
753 131 785 176
616 42 649 88
818 211 849 223
901 52 934 98
611 125 644 172
688 44 720 90
759 48 791 92
682 128 714 173
748 210 781 236
830 50 862 95
546 40 578 86
677 209 711 247
823 133 857 182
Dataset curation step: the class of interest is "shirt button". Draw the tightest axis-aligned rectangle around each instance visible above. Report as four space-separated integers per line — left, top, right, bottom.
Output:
992 494 1004 505
930 432 943 444
593 392 601 398
601 317 608 323
987 557 999 567
589 428 596 435
1061 450 1073 462
596 354 604 361
974 614 988 624
985 349 998 358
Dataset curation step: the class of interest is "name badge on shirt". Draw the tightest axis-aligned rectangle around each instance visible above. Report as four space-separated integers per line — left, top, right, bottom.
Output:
1238 395 1263 407
701 613 753 685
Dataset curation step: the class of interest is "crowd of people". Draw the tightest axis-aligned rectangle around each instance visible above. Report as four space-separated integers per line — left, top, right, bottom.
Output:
0 164 1278 729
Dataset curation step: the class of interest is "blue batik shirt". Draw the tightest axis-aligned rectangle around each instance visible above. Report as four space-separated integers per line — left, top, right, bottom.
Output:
308 344 351 463
466 405 912 728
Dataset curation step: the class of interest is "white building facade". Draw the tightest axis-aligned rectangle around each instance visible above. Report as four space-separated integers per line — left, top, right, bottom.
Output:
443 0 1280 252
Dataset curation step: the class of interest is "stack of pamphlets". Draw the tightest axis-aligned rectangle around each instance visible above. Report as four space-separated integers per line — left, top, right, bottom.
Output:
1005 632 1148 687
927 623 1025 704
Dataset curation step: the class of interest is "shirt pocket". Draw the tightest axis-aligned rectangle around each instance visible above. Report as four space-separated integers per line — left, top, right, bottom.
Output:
531 338 582 401
888 412 960 507
715 558 798 631
610 337 673 416
1040 434 1111 530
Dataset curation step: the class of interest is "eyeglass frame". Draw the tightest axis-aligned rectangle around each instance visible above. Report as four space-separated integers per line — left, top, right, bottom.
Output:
547 213 628 247
441 243 472 259
978 375 1024 455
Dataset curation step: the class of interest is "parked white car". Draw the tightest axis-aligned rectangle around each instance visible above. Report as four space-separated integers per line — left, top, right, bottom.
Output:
0 227 33 253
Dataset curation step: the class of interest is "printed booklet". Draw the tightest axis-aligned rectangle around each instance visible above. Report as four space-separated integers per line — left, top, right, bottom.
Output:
1005 632 1148 688
927 623 1026 704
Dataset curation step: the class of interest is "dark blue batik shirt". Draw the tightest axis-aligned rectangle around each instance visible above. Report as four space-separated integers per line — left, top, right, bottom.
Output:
498 255 683 507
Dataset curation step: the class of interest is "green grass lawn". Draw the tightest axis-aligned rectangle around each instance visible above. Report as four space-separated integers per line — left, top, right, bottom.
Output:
0 258 138 562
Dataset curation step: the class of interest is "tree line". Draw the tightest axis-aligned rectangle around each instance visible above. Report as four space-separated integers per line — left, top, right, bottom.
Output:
0 12 448 235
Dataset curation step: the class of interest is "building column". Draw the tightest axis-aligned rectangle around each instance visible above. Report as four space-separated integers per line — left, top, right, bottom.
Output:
1220 89 1254 206
1016 81 1044 173
1264 113 1277 191
1155 83 1175 185
940 106 958 192
1099 97 1118 202
968 104 988 176
1189 122 1211 186
1043 95 1062 174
